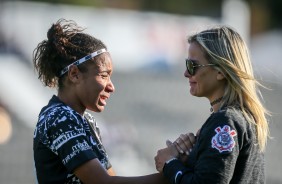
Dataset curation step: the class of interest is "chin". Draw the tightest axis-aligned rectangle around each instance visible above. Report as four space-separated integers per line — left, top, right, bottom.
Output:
88 106 104 113
190 91 201 97
190 90 197 96
96 109 104 113
96 106 105 112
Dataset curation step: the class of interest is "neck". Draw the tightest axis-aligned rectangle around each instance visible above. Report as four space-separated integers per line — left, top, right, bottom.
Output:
57 90 85 115
210 96 223 112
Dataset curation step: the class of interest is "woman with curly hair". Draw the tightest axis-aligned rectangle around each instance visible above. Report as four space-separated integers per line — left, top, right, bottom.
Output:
33 19 168 184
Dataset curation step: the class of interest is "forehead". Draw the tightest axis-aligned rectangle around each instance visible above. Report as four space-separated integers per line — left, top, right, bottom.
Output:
188 42 203 55
94 53 113 71
188 42 207 63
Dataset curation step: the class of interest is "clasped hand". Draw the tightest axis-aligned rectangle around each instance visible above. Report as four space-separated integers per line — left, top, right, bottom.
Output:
154 132 197 172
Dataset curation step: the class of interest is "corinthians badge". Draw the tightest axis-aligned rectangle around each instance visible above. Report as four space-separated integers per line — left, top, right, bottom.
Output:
211 125 237 153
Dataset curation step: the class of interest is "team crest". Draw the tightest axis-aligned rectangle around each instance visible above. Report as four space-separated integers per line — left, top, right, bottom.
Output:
211 125 237 153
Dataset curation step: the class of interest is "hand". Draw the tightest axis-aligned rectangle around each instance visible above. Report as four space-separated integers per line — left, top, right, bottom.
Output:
173 133 197 155
166 140 189 163
154 144 178 173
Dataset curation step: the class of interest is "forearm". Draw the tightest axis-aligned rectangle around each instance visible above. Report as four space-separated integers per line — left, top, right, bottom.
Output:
104 173 169 184
76 159 169 184
107 167 116 176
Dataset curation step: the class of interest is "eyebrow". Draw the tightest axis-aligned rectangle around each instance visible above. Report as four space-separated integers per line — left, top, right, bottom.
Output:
98 69 112 74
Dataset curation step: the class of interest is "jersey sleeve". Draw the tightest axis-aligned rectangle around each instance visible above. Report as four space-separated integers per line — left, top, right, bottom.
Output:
44 110 98 172
164 112 241 184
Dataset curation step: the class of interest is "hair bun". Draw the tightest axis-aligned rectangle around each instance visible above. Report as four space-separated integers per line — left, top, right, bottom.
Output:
46 22 68 57
47 23 62 42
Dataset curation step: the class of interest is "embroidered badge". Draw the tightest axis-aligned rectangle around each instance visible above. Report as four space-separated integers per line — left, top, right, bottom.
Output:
211 125 237 153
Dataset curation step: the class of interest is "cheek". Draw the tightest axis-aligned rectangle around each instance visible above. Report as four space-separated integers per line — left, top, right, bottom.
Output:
91 80 107 97
197 70 211 83
192 73 209 93
96 79 107 91
82 78 102 96
90 85 103 98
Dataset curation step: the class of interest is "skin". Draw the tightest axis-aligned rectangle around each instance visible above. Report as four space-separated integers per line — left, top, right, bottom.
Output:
155 42 226 172
155 133 197 172
173 132 197 155
57 53 168 184
58 53 115 115
185 42 226 108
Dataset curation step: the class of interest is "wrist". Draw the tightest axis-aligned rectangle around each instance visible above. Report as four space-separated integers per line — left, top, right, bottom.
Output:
165 157 177 165
163 158 184 184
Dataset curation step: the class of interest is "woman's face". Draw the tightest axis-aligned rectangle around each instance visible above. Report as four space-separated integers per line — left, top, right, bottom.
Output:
76 53 115 112
184 42 225 101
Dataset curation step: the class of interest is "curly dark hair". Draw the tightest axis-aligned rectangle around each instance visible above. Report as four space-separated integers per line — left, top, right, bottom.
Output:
33 18 107 88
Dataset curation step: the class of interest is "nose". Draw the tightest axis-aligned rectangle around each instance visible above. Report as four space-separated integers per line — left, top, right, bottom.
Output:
106 78 115 93
184 69 191 78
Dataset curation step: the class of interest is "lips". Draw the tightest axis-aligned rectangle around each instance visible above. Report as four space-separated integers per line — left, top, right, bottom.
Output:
99 95 109 106
189 81 196 87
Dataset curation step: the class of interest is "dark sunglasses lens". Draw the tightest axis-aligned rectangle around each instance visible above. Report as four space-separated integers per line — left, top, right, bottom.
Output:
186 60 194 75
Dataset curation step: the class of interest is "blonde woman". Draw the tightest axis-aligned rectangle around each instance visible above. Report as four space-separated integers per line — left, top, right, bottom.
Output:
155 26 269 184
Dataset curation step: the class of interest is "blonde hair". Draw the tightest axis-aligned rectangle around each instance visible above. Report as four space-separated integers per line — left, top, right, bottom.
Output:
188 26 269 152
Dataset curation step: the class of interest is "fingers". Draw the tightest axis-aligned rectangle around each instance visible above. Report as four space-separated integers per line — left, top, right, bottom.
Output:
166 140 173 147
180 134 193 151
154 148 175 173
174 133 196 155
167 140 179 157
187 133 197 145
154 154 163 172
154 150 162 172
174 134 190 155
196 129 201 137
173 140 185 155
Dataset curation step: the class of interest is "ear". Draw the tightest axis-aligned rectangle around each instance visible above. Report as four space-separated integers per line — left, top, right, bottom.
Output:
216 71 225 81
67 65 80 83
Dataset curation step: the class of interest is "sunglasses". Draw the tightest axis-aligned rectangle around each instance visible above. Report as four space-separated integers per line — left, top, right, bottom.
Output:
185 59 216 76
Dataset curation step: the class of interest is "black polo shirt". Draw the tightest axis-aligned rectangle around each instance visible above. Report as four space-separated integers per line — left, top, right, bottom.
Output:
164 106 265 184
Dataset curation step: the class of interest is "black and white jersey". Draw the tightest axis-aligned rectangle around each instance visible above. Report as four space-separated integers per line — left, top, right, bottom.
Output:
33 95 111 184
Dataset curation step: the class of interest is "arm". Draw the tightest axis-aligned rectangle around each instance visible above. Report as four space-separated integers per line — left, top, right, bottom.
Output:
46 114 167 184
155 132 197 172
173 133 197 156
160 118 240 184
42 109 167 184
75 158 169 184
107 167 116 176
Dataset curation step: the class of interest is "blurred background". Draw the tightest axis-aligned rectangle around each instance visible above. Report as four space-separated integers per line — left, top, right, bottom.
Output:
0 0 281 183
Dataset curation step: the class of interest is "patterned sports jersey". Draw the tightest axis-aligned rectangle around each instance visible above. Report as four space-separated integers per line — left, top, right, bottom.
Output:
33 95 111 184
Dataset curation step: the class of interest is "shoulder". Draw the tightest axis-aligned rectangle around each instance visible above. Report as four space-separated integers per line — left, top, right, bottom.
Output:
38 95 83 127
35 98 84 140
207 107 249 132
39 104 81 126
199 107 256 153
